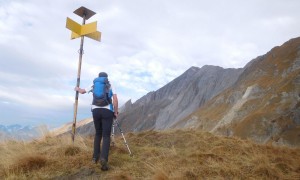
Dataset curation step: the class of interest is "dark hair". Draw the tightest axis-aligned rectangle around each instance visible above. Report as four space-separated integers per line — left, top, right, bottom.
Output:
98 72 108 77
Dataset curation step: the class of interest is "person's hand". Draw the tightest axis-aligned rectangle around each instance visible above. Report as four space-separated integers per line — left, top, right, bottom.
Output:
74 87 80 91
114 112 118 118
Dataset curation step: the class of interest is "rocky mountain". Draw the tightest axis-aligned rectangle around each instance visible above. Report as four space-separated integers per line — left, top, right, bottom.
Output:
118 66 243 132
175 37 300 146
57 37 300 147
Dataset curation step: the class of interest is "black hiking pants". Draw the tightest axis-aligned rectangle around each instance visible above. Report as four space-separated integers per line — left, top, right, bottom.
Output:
92 108 114 162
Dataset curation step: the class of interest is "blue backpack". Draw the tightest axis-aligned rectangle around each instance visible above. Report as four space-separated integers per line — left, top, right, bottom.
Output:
92 77 112 106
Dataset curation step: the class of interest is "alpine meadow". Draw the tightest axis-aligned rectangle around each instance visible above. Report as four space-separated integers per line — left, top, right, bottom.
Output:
0 130 300 179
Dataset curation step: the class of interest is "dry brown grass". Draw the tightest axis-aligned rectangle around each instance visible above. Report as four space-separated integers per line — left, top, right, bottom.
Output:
0 130 299 179
7 154 47 174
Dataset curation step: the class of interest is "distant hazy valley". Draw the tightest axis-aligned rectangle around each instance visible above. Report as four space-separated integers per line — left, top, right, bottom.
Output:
0 124 47 141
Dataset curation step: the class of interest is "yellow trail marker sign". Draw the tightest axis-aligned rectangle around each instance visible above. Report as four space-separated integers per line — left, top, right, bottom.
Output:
66 17 81 35
66 17 101 41
86 31 101 41
71 31 101 41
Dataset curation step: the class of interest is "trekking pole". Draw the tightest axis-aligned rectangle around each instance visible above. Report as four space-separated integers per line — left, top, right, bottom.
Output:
111 120 116 147
114 118 133 156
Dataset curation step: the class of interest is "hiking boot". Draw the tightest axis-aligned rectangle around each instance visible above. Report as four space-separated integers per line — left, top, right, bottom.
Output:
100 159 109 171
92 158 98 164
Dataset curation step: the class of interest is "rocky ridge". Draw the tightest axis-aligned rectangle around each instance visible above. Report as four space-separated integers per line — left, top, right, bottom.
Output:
118 65 243 132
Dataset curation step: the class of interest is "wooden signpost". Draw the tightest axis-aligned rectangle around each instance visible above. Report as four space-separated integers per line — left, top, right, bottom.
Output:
66 6 101 142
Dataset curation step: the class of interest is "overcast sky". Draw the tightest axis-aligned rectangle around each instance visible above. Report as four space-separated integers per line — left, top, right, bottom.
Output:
1 0 300 128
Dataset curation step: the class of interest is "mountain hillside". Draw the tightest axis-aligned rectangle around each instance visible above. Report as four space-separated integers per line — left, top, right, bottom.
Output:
118 37 300 147
174 37 300 146
1 130 299 179
51 118 93 137
118 65 243 132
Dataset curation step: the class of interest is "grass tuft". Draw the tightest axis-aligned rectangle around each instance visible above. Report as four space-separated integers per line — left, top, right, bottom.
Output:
152 170 169 180
8 154 47 174
64 145 81 156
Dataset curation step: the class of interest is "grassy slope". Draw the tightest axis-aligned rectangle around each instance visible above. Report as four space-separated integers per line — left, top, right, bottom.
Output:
0 130 300 179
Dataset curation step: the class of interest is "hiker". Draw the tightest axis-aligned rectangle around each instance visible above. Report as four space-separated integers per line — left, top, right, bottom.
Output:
74 72 118 171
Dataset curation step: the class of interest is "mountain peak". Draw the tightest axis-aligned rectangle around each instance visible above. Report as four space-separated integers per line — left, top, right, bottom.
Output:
185 65 224 73
187 66 200 71
201 65 223 69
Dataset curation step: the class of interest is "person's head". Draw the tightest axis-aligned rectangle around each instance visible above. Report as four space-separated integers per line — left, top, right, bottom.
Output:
98 72 108 77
